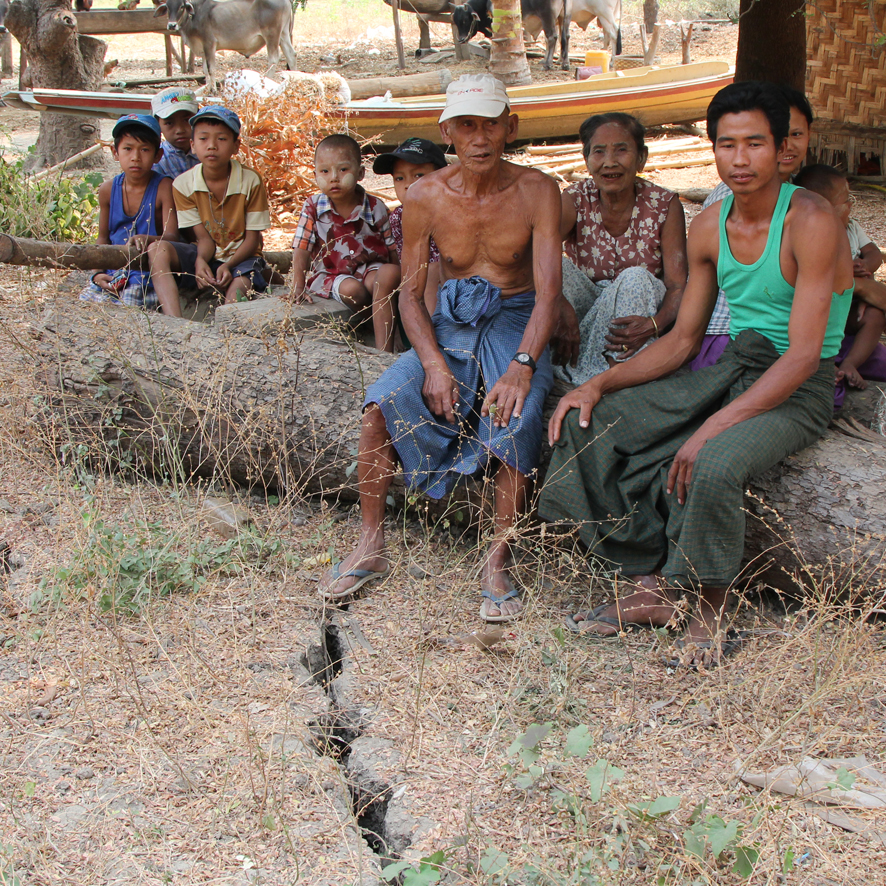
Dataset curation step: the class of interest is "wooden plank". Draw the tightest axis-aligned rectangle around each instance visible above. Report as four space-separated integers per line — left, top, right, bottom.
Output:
74 9 169 35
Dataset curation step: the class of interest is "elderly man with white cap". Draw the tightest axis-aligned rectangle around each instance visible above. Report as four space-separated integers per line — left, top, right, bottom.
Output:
319 73 576 622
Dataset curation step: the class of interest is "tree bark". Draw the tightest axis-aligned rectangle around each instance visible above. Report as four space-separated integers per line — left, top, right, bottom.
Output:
488 0 531 87
29 300 886 596
734 0 806 90
6 0 107 172
0 233 293 273
643 0 658 34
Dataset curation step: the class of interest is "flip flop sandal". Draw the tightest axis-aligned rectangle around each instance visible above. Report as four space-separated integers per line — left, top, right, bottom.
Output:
480 587 522 623
564 603 647 635
664 628 745 670
321 562 391 602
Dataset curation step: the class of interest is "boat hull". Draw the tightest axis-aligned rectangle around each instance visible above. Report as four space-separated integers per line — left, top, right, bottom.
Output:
347 62 733 144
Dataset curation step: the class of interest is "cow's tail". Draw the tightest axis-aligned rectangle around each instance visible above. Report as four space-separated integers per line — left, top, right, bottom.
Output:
615 0 622 55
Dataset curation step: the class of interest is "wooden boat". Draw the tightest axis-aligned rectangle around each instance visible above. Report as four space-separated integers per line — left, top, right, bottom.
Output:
348 61 733 143
1 61 732 145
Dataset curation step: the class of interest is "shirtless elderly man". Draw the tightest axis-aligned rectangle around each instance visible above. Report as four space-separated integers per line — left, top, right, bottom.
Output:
539 81 854 667
320 74 570 621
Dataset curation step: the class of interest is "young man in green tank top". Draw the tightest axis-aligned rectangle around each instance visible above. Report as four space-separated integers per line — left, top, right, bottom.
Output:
539 81 854 669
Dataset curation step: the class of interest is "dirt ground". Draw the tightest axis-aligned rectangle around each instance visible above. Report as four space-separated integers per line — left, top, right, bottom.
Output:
1 4 886 885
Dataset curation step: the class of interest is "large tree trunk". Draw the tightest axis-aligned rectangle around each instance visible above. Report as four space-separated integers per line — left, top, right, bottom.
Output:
734 0 805 90
29 300 886 597
488 0 531 87
6 0 106 172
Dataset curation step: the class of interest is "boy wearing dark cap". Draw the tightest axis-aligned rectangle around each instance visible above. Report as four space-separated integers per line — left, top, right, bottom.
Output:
373 137 447 314
148 106 271 316
80 114 179 309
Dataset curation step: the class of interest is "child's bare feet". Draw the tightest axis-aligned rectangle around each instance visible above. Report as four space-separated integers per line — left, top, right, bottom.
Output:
836 361 867 389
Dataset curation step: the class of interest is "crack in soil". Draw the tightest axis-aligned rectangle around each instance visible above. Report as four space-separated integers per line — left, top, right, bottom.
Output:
302 613 398 866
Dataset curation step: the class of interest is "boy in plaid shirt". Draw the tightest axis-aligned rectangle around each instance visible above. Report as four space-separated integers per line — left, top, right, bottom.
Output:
288 134 401 352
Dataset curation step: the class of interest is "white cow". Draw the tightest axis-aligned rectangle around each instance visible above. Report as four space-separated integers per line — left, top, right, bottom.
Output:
567 0 622 54
155 0 298 91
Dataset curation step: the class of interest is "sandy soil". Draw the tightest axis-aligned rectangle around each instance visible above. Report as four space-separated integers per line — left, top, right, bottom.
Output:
1 7 885 886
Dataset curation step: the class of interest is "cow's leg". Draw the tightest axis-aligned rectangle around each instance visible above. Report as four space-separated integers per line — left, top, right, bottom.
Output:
543 18 556 70
559 9 570 70
418 17 431 51
278 18 298 71
263 30 282 77
203 40 217 92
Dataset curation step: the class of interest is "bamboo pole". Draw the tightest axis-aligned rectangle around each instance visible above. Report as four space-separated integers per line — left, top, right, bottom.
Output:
523 136 705 158
31 142 106 180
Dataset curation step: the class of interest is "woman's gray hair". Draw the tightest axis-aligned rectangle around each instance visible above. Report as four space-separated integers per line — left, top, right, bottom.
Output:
579 113 646 158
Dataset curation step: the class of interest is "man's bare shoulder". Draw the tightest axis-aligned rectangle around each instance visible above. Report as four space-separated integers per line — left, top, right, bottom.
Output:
687 202 721 241
786 187 838 228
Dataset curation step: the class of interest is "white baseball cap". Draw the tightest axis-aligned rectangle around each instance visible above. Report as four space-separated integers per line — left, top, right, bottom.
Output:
151 86 199 120
438 74 510 124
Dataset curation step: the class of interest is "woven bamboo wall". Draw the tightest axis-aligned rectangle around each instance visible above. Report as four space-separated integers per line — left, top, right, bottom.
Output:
806 0 886 128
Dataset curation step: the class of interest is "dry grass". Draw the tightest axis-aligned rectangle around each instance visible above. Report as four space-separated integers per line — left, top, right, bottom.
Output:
0 264 885 886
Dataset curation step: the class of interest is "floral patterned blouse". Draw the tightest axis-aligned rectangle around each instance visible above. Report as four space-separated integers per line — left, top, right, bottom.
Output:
564 178 677 282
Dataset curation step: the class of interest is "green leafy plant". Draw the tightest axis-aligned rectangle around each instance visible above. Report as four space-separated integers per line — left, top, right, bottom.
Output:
382 849 447 885
39 513 283 614
0 153 101 242
683 803 760 878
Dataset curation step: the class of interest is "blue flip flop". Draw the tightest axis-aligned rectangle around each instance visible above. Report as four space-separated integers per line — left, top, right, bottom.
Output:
480 587 522 623
321 562 390 602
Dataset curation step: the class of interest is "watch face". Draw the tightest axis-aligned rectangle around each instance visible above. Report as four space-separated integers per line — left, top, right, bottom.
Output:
516 354 529 364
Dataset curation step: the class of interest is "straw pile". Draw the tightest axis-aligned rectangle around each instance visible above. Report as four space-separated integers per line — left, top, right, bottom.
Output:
222 74 347 224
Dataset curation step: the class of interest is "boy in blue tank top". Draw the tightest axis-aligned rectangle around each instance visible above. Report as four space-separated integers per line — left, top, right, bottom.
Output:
539 82 854 670
80 115 179 309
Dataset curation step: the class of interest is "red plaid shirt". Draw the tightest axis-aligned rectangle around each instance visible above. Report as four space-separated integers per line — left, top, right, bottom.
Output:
292 189 395 297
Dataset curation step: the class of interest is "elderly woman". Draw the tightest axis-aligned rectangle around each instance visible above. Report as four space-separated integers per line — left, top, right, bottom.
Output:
559 112 688 385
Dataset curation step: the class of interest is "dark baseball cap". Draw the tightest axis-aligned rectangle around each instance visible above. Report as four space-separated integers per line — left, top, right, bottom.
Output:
112 114 162 140
372 138 448 175
190 105 241 136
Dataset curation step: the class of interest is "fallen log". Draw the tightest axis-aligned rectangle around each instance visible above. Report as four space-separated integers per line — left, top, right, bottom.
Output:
348 69 452 100
0 234 293 273
28 299 886 594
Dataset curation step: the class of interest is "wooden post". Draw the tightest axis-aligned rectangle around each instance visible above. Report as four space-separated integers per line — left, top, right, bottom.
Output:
680 21 694 65
0 32 13 78
163 32 173 76
643 23 660 65
391 0 406 70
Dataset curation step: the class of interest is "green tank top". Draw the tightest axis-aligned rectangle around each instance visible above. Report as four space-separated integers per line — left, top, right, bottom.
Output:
718 182 853 359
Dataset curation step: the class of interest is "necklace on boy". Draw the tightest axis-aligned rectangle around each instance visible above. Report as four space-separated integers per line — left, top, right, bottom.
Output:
208 173 231 234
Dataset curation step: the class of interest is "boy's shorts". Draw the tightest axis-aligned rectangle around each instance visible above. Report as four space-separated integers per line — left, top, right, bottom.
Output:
170 242 268 292
308 262 384 304
79 270 158 310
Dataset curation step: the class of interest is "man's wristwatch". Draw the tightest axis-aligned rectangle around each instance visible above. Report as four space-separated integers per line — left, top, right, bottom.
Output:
512 352 537 373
